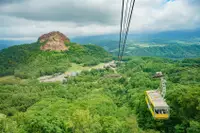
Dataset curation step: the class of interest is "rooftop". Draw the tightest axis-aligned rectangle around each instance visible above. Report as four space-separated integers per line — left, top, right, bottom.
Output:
146 90 169 108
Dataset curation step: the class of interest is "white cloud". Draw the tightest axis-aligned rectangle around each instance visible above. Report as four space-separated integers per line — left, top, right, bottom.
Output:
0 0 119 24
0 0 199 40
130 0 200 32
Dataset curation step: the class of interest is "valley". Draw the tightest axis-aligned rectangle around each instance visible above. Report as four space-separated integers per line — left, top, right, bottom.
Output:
73 34 200 59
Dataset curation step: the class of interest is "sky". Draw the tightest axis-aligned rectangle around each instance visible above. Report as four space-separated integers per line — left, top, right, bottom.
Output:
0 0 200 40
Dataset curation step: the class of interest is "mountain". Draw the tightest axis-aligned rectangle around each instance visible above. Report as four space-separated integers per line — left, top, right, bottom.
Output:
73 29 200 43
38 31 70 51
0 31 112 78
0 40 33 50
72 29 200 59
2 29 200 58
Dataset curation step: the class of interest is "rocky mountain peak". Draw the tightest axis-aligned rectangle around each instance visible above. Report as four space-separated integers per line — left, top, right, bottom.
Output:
38 31 70 51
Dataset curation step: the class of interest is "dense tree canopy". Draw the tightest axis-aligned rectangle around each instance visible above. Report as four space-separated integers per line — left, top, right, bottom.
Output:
0 55 199 132
0 42 112 78
0 42 199 132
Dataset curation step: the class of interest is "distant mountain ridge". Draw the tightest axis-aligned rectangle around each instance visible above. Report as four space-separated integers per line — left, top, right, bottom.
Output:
0 40 33 50
72 29 200 59
1 29 200 58
72 28 200 42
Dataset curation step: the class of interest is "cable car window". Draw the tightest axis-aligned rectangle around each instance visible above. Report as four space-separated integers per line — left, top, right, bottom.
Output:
155 109 168 114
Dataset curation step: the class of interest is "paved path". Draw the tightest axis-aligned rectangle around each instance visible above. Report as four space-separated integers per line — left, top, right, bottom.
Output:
38 61 116 83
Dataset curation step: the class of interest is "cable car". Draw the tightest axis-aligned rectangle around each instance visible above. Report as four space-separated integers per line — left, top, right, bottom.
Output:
145 90 169 119
145 72 170 120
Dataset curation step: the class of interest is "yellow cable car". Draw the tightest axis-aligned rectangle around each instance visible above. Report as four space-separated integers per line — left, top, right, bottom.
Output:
145 72 170 120
145 90 169 120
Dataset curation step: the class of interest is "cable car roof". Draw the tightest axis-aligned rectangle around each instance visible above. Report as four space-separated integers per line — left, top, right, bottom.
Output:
146 90 169 108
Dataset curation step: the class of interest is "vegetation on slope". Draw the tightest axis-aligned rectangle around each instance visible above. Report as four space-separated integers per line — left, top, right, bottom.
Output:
125 44 200 59
74 36 200 59
0 42 112 78
118 57 200 133
0 57 199 133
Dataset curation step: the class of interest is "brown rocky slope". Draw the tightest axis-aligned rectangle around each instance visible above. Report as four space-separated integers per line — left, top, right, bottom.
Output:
38 31 70 51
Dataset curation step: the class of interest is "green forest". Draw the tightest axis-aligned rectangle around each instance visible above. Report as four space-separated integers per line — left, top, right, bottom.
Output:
73 36 200 59
124 44 200 59
0 42 200 133
0 42 112 78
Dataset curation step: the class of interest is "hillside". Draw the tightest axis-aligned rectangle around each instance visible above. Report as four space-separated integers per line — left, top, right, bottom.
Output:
0 32 112 78
0 57 199 133
73 30 200 59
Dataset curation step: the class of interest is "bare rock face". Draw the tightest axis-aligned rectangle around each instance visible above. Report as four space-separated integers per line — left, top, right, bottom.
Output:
38 31 70 51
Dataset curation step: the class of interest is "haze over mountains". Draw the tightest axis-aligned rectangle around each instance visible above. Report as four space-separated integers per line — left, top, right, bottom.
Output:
0 40 33 50
73 29 200 59
1 29 200 59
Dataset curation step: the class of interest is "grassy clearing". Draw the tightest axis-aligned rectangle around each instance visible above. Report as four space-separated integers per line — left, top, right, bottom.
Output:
0 76 23 85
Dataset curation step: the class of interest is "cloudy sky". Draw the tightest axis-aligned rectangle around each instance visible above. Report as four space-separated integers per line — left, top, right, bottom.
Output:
0 0 200 40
